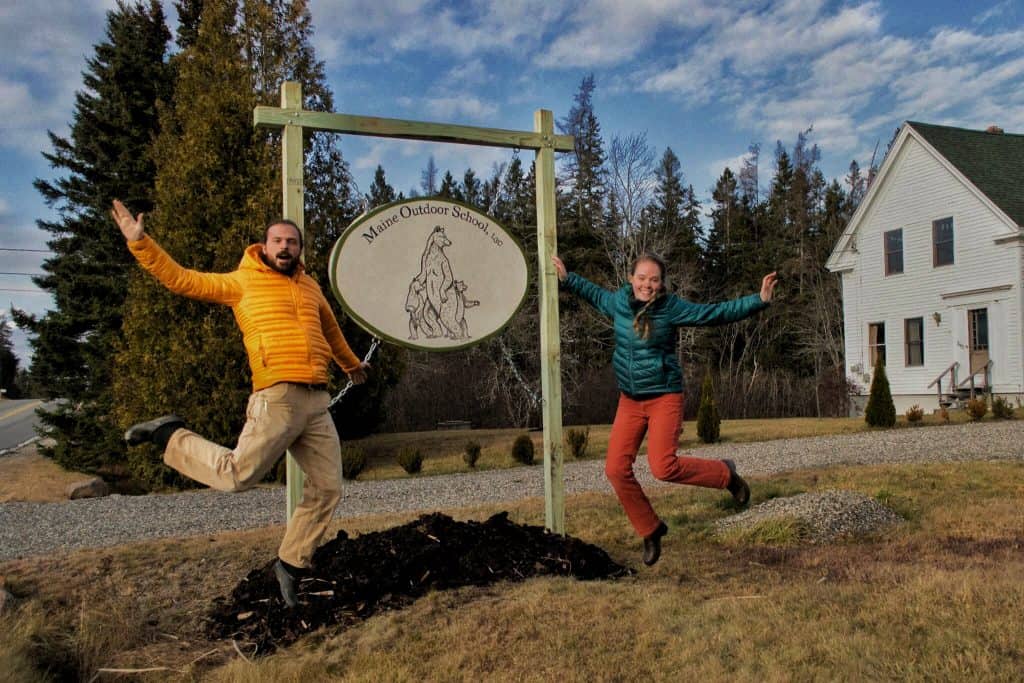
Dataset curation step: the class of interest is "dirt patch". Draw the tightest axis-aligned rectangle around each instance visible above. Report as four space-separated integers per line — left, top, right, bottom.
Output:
206 512 631 653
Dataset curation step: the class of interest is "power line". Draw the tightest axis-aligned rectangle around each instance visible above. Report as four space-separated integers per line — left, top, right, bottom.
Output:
0 272 44 276
0 248 50 253
0 288 45 293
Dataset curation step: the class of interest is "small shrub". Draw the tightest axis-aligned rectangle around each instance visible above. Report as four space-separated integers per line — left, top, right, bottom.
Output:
864 357 896 428
463 441 482 468
396 447 423 474
565 427 590 459
938 406 950 423
696 370 721 444
511 434 535 465
965 398 988 421
991 395 1015 419
340 445 366 480
905 404 924 424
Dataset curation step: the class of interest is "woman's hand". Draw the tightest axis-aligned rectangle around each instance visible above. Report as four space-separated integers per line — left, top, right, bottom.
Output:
551 255 567 282
760 272 778 303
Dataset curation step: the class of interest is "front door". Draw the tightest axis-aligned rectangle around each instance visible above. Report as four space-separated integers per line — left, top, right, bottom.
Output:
967 308 990 376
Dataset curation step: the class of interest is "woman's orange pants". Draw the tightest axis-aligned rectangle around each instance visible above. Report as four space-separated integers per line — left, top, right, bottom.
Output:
605 392 730 537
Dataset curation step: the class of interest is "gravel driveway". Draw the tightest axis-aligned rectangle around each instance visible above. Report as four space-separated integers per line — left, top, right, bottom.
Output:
2 421 1022 561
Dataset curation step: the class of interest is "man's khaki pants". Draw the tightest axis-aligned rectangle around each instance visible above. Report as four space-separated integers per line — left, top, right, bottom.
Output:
163 382 341 568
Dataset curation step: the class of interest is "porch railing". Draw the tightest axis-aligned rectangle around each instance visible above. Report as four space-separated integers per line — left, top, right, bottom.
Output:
957 360 994 400
928 361 959 404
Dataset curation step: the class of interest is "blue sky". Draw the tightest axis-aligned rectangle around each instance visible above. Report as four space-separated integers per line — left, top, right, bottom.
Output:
2 0 1024 363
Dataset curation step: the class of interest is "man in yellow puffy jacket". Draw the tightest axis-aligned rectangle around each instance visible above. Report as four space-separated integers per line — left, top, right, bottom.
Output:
112 199 368 607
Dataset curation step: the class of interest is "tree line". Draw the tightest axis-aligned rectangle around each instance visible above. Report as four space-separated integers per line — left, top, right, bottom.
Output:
15 0 869 488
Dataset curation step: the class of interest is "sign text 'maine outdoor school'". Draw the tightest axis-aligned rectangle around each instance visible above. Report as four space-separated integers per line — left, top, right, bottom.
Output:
329 198 529 351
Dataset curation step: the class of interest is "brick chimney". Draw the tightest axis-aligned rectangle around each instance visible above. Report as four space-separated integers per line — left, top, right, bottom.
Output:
985 125 1004 134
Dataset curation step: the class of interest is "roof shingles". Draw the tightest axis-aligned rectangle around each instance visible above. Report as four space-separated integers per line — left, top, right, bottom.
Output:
908 121 1024 228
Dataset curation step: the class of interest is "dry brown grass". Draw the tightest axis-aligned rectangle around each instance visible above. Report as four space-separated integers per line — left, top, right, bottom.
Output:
2 460 1022 681
0 446 93 503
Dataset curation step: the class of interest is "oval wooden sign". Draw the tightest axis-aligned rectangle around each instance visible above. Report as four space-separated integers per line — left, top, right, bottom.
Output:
329 198 529 351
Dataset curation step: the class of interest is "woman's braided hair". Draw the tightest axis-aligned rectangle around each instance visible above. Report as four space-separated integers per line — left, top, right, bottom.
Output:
630 252 668 340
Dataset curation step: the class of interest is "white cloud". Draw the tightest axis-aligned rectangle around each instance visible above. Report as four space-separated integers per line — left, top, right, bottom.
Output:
973 0 1014 26
424 95 497 120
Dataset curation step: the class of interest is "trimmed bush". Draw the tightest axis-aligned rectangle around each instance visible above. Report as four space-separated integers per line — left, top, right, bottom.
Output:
991 396 1015 419
463 441 482 468
341 445 366 480
864 357 896 428
565 427 590 459
905 404 924 424
965 398 987 422
511 434 535 465
696 370 721 444
397 447 423 474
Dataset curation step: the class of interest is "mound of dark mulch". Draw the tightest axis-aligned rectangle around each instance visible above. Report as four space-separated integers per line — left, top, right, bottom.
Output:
206 512 631 653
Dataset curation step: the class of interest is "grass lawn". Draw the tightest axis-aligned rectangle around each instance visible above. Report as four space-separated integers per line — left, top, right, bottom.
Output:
2 460 1022 681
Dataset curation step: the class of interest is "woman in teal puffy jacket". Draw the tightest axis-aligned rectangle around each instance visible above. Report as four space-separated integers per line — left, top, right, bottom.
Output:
553 253 777 566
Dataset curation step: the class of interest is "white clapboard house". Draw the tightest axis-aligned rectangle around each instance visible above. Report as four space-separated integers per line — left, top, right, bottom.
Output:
827 121 1023 414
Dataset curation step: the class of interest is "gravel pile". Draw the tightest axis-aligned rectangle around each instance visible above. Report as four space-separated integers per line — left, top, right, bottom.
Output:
714 489 904 543
1 420 1022 561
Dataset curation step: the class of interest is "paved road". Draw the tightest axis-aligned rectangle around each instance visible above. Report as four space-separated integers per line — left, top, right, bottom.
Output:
0 399 43 452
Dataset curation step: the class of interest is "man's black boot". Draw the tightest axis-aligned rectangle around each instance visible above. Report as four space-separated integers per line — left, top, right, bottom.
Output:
723 459 750 507
124 415 185 449
274 559 300 608
642 521 668 566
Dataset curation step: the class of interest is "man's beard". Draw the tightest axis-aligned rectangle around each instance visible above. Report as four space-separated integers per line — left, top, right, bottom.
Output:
262 251 299 276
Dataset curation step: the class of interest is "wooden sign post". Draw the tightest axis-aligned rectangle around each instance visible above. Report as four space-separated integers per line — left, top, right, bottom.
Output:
256 82 574 534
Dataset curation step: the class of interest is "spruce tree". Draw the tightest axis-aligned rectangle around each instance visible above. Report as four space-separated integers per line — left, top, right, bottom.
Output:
13 1 171 473
696 370 721 443
438 170 460 199
366 165 397 208
652 147 701 270
461 168 483 208
557 74 606 280
0 315 22 399
114 0 393 485
864 356 896 427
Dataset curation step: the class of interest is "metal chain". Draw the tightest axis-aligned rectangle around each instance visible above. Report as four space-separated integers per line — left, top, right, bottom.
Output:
329 336 382 407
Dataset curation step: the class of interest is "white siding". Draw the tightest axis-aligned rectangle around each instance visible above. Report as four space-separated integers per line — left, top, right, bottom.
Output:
841 135 1023 405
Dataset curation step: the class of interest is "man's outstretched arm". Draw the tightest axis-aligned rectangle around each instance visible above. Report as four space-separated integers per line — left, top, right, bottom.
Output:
111 199 242 305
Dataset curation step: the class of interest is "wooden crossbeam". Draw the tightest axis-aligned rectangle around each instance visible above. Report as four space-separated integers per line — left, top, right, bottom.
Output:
254 107 574 152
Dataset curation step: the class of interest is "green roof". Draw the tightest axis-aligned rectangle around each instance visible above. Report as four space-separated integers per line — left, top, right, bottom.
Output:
908 121 1024 228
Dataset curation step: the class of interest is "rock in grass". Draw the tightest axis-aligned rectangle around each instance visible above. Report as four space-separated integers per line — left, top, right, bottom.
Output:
715 490 903 544
66 477 110 500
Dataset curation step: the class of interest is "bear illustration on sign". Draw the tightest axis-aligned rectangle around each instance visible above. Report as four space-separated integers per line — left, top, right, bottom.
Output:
439 280 480 340
407 226 479 340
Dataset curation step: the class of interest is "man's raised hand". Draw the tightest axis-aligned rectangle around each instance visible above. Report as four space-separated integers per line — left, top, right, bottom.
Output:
111 199 144 242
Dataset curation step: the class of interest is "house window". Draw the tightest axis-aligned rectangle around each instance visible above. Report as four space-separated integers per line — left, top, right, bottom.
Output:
905 317 924 366
884 229 903 275
869 322 886 367
933 217 954 266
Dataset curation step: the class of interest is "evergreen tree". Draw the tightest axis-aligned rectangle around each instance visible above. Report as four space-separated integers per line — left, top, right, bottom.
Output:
864 356 896 427
366 165 397 208
651 147 700 270
0 315 21 399
114 0 393 485
557 74 606 279
696 370 721 443
461 168 482 208
13 1 171 472
173 0 204 49
438 170 460 199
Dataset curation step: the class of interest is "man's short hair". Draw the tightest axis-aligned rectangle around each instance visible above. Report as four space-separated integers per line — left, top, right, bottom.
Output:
264 219 303 248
